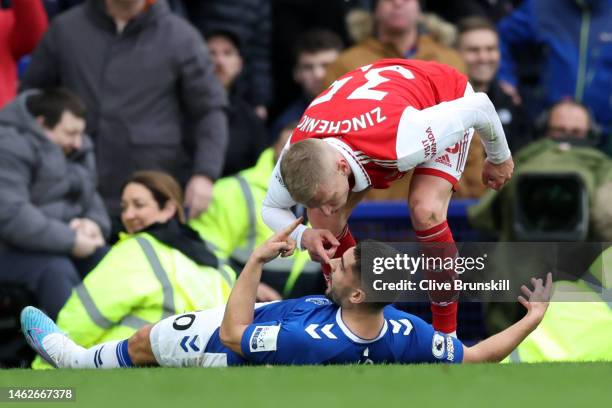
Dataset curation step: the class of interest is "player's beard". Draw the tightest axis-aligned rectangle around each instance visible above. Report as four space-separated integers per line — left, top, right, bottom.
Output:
325 288 340 306
325 283 351 307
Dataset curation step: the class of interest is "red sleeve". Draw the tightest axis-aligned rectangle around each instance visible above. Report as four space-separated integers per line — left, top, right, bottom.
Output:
11 0 48 59
455 73 469 98
441 66 469 102
424 61 469 103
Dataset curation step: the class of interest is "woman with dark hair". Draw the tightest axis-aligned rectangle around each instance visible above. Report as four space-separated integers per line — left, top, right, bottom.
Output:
33 171 235 368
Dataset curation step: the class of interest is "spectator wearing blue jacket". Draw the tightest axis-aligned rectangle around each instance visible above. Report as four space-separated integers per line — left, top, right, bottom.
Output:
497 0 612 152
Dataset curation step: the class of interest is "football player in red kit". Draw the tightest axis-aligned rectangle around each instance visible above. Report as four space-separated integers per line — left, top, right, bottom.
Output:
262 59 514 335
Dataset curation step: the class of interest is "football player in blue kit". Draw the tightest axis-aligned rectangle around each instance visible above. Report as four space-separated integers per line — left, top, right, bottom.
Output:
22 218 552 368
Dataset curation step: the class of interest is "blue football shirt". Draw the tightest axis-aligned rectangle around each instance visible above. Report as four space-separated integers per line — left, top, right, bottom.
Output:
204 296 463 365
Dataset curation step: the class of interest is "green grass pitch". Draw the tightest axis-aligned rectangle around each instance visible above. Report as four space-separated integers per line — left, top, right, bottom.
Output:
1 363 611 407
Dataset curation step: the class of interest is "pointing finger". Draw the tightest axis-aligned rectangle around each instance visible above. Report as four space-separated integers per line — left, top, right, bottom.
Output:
281 217 304 237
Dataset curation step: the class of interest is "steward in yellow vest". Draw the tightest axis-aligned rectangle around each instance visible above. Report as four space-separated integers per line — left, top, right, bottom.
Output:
190 137 323 298
34 171 236 368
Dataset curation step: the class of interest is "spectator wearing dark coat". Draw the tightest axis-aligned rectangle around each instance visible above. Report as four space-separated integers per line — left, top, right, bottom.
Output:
0 0 48 107
20 0 229 222
456 17 533 154
42 0 188 19
206 30 267 177
424 0 519 23
42 0 83 18
185 0 272 119
269 29 343 142
270 0 370 117
0 88 110 319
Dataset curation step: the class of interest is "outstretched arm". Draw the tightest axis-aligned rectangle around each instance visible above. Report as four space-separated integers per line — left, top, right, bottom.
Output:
402 89 513 190
451 89 515 190
459 93 511 164
397 91 511 171
219 219 301 355
261 159 306 244
463 273 553 363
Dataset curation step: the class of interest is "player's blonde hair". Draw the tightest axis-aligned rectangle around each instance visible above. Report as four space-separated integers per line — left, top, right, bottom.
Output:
280 139 333 205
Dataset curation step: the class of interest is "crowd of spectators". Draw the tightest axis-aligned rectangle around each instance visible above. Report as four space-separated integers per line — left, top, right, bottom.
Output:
0 0 611 366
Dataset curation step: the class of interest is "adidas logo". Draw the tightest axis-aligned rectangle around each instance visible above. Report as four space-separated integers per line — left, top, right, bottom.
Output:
435 154 452 167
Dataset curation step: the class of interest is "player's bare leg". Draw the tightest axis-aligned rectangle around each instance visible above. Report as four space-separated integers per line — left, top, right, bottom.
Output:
127 324 158 365
408 174 459 335
408 175 453 230
308 191 367 281
23 306 227 369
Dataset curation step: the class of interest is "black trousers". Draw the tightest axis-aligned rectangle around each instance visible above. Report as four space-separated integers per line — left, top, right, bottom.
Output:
0 247 108 320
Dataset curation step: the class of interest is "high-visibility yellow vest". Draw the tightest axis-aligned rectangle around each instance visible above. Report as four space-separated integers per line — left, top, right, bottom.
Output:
33 232 235 369
506 248 612 362
189 148 320 297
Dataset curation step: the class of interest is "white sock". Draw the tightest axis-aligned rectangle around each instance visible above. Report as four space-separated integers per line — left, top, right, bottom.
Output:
43 334 133 369
71 339 133 369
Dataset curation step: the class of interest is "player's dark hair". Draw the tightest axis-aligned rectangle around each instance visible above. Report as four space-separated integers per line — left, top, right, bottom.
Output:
293 29 343 61
372 0 424 11
353 240 397 312
123 171 185 224
205 29 242 54
456 16 497 37
26 88 86 129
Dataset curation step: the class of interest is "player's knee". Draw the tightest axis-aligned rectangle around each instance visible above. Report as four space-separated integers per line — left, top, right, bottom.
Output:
409 198 446 230
128 324 155 365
